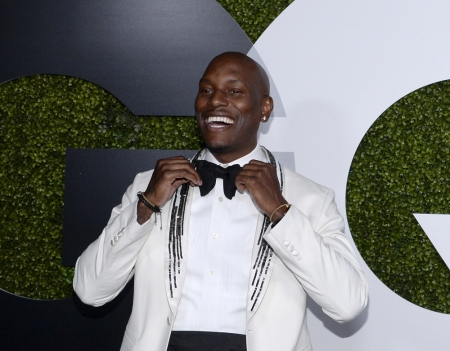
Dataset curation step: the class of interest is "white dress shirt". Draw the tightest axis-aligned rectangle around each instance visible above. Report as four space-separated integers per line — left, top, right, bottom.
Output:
172 144 265 334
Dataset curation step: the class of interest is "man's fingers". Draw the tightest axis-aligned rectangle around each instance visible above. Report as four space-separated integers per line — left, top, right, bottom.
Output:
144 156 203 207
235 173 261 194
155 159 202 185
235 160 284 214
236 166 269 186
247 159 270 166
161 168 202 186
235 179 248 193
240 161 273 175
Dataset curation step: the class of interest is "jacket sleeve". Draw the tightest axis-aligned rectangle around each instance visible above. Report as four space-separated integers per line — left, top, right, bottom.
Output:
263 188 368 323
73 171 155 307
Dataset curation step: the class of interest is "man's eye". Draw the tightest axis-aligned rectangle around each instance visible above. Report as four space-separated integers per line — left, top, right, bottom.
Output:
200 88 212 94
230 89 242 94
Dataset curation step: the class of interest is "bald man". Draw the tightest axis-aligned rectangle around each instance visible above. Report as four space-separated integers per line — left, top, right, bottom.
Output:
74 52 368 351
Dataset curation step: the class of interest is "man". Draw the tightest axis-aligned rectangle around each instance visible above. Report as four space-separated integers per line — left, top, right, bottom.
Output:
74 52 368 351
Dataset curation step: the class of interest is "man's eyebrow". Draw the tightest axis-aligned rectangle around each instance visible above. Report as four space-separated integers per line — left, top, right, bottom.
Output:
199 78 244 84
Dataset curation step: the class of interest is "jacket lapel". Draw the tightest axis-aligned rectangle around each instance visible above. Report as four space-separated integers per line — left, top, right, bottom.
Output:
164 151 203 315
246 147 284 321
246 211 276 321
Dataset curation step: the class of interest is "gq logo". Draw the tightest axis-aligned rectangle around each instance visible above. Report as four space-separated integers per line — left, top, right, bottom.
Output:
347 80 450 313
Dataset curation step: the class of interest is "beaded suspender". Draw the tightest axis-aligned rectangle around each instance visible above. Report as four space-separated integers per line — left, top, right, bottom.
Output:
167 150 202 298
166 147 284 308
250 147 284 311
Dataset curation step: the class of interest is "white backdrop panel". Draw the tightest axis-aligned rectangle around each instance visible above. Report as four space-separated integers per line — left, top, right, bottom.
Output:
249 0 450 349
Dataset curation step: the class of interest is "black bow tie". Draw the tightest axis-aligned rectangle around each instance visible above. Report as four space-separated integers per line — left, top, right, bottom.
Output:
196 160 242 199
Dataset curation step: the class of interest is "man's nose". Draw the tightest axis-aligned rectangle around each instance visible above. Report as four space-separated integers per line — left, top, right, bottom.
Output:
208 90 228 107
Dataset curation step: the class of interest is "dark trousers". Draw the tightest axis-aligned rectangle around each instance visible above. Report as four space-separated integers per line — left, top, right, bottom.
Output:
167 331 247 351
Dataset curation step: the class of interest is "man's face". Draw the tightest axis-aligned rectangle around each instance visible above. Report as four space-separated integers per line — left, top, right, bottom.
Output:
195 56 269 163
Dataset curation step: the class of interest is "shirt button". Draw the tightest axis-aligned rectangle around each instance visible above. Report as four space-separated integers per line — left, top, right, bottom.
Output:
288 245 294 252
292 250 299 256
283 240 290 246
208 270 214 276
213 233 217 239
218 197 223 202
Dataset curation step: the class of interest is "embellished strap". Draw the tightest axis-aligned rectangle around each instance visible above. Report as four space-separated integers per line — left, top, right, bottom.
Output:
167 150 202 298
249 146 284 311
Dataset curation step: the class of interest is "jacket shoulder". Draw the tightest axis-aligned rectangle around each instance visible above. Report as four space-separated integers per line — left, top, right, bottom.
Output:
128 169 154 193
282 166 332 200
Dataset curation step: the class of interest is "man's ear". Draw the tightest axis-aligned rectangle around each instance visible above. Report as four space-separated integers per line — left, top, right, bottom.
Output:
261 96 274 122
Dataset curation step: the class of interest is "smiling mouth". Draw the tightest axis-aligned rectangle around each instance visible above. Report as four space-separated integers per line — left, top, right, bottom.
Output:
206 116 235 128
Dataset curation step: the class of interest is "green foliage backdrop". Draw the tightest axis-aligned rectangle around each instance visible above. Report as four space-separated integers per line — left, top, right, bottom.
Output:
0 75 201 299
0 1 293 299
347 80 450 313
218 0 295 42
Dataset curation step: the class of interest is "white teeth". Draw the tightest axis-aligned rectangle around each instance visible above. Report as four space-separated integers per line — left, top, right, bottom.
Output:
206 116 234 125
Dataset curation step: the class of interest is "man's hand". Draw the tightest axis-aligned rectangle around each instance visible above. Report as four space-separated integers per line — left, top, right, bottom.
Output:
137 156 202 224
235 160 289 222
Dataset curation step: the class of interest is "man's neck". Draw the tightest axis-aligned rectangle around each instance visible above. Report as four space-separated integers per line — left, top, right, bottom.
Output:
207 143 259 164
205 143 263 166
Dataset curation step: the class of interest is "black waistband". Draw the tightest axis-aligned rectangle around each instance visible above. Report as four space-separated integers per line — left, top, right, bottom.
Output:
167 331 247 351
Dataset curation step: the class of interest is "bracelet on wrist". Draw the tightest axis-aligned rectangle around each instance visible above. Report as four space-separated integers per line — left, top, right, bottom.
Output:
269 203 291 222
137 191 163 230
137 191 162 213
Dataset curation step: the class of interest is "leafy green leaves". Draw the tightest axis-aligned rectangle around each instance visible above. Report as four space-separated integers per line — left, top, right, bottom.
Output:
0 75 201 299
217 0 295 42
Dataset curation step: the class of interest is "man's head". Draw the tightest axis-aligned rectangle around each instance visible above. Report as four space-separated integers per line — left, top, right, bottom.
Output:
195 52 273 163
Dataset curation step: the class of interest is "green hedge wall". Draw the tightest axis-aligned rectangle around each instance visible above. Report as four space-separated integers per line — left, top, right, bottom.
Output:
0 75 202 299
347 80 450 313
217 0 295 42
0 1 294 299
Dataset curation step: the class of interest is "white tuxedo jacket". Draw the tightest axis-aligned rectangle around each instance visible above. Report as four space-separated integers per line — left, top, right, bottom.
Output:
74 155 368 351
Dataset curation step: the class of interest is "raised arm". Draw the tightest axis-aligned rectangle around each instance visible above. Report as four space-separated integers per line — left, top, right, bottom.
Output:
73 156 202 306
236 162 368 322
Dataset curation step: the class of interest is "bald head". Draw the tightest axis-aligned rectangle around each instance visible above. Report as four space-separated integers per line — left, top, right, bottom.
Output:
205 52 271 97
